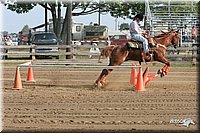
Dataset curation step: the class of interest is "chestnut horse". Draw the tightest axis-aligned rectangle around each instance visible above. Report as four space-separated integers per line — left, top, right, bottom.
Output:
95 30 179 87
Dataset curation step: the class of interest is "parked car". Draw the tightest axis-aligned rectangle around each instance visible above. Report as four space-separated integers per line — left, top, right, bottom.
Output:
109 34 130 45
30 32 59 59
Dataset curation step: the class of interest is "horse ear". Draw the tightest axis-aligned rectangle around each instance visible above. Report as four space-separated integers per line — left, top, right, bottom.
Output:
176 29 180 33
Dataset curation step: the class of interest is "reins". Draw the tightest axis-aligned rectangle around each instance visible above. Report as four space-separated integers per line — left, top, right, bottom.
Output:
157 44 167 49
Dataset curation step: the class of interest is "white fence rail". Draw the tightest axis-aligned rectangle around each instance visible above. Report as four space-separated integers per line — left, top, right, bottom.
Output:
0 43 199 63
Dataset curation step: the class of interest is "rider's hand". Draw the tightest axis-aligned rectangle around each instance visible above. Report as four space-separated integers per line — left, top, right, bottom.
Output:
142 32 148 38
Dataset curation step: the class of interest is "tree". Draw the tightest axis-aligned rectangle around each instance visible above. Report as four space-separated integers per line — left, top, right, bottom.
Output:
4 1 102 39
4 1 147 59
3 1 146 58
119 23 129 31
4 1 145 39
108 1 145 19
21 24 30 33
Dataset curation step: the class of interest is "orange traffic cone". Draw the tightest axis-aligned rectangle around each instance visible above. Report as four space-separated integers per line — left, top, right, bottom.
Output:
143 67 149 85
136 67 146 92
26 64 35 82
13 67 23 90
130 64 137 85
145 74 158 85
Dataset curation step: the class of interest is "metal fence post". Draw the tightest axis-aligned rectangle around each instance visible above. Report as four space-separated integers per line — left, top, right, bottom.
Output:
72 43 76 60
192 45 197 65
32 45 36 60
180 29 182 47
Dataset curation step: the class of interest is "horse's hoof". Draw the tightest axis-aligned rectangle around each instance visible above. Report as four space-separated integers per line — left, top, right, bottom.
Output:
92 82 103 89
160 72 165 77
97 82 103 88
157 69 162 75
92 83 98 89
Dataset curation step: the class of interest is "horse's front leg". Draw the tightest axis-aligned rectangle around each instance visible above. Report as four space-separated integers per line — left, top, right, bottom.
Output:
156 56 171 77
157 64 170 77
162 64 170 75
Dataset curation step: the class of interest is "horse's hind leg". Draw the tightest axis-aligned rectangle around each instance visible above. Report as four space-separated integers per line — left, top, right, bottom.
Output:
98 55 102 63
95 60 124 87
95 68 113 87
95 47 128 88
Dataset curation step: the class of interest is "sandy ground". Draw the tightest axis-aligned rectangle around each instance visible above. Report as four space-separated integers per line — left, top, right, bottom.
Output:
1 60 199 132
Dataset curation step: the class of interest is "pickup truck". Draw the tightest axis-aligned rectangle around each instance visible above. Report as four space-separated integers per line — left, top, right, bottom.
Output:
109 34 130 45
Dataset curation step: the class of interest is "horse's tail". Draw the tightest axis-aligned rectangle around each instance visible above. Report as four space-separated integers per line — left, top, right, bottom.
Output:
98 45 116 63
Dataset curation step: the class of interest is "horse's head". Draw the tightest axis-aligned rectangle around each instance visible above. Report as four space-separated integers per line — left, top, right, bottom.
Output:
159 29 179 49
169 30 179 49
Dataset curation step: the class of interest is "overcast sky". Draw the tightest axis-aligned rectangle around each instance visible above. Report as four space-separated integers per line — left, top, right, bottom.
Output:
0 3 132 33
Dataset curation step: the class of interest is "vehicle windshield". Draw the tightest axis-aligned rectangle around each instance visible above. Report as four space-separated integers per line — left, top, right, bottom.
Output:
33 33 57 42
111 35 127 40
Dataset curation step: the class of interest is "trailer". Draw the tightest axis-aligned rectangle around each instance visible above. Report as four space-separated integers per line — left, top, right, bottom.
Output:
72 22 109 46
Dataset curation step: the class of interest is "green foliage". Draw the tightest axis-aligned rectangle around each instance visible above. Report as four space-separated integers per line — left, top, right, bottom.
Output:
108 1 145 19
6 3 36 14
4 1 145 18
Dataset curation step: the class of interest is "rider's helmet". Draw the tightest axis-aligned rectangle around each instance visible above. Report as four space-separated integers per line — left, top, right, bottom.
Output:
134 13 144 21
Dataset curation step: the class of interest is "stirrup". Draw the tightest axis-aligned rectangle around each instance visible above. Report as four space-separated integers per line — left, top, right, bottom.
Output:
145 51 153 62
149 50 153 54
149 43 158 48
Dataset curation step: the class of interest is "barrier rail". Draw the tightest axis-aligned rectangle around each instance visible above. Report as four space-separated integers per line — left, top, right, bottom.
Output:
13 61 143 90
13 61 160 92
18 61 141 70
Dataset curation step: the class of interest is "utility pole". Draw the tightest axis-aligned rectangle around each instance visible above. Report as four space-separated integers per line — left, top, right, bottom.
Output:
115 18 118 31
66 0 72 59
98 0 101 25
145 0 151 31
168 0 171 29
98 6 100 25
45 3 48 32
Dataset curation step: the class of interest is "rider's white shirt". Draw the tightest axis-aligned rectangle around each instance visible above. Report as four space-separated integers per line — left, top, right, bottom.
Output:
129 20 142 35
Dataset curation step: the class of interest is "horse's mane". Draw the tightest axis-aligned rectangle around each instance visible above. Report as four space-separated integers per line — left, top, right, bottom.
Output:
154 32 170 38
154 30 177 39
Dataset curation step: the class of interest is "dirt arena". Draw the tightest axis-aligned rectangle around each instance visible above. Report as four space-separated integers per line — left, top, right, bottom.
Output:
1 60 199 132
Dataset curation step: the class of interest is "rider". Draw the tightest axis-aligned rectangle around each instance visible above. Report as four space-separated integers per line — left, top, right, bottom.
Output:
129 13 152 55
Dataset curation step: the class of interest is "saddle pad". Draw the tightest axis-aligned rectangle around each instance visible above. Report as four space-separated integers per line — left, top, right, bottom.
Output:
127 42 140 48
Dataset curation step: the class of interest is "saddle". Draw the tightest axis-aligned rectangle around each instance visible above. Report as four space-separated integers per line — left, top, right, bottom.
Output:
126 38 156 64
126 40 142 49
127 38 157 50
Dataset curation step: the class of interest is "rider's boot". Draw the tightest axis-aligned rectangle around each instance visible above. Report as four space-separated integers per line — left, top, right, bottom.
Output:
144 50 153 61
